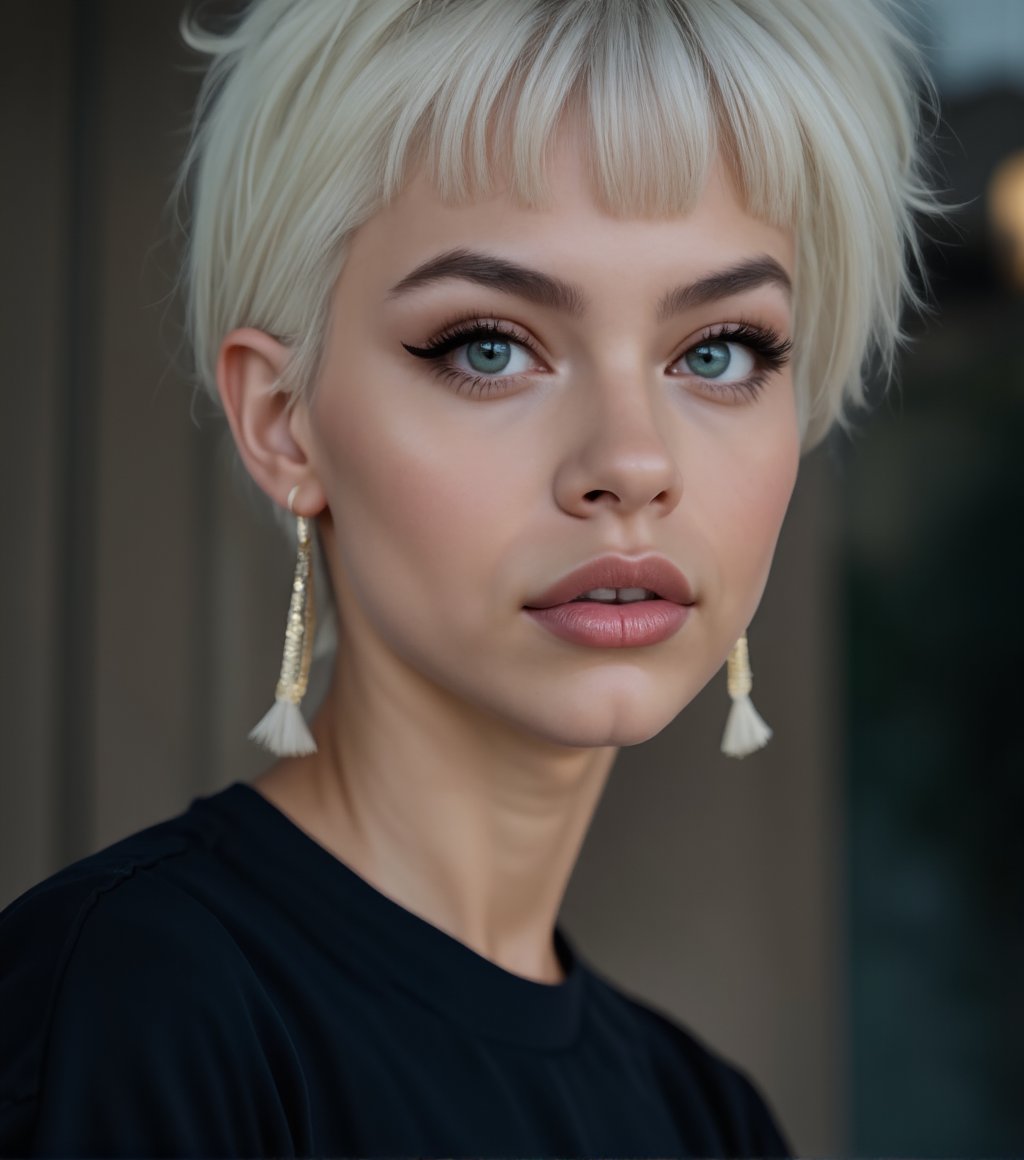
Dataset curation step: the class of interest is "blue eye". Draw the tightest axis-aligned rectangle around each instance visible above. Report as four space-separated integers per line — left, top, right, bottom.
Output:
465 339 512 374
682 340 755 381
402 320 538 394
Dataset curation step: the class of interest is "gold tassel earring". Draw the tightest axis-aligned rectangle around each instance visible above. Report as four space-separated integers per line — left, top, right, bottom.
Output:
248 485 318 756
720 633 772 758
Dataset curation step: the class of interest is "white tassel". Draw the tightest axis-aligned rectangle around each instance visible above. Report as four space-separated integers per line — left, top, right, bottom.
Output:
248 698 317 757
721 634 772 758
721 694 773 758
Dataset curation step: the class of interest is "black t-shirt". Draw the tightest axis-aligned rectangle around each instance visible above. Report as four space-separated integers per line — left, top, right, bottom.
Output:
0 781 791 1158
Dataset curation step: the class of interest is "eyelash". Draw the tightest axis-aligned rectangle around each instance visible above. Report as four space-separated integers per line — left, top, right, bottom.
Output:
402 318 537 398
401 316 792 401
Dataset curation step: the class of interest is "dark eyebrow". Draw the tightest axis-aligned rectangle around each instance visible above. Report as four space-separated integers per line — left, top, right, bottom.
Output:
387 247 586 317
387 248 791 321
655 256 792 322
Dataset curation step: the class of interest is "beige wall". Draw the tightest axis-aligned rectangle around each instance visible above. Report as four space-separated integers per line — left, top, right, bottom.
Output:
1 2 845 1152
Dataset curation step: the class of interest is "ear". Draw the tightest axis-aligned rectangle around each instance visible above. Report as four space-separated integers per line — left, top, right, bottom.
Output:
215 327 326 517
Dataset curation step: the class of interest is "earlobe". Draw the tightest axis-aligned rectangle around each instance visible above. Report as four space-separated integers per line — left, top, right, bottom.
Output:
215 327 326 513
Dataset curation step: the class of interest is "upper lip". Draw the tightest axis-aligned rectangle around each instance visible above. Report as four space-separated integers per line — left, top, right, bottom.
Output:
524 554 695 609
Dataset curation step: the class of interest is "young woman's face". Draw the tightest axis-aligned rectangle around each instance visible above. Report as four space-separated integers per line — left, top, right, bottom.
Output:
301 138 800 748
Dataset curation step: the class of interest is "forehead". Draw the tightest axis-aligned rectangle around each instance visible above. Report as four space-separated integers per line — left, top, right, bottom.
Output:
346 134 795 298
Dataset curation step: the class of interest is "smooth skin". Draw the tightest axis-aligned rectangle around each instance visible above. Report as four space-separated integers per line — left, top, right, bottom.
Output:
216 134 800 984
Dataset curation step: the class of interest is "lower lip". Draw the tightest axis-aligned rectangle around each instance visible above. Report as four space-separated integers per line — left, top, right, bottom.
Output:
524 600 691 648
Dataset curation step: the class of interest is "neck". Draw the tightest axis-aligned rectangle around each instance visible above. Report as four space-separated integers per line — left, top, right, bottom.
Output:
253 647 616 984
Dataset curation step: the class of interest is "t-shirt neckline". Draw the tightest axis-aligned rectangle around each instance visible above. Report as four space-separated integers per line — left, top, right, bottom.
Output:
197 780 586 1050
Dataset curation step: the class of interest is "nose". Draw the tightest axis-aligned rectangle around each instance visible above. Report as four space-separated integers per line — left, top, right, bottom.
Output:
551 370 683 521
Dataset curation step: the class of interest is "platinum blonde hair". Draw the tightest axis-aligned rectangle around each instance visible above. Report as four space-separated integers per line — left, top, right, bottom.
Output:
172 0 939 652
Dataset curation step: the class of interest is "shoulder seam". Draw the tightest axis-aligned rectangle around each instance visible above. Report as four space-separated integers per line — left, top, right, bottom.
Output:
5 843 195 1109
0 1089 35 1110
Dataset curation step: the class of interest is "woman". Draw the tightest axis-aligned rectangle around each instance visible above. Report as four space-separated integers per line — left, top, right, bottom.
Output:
0 0 938 1155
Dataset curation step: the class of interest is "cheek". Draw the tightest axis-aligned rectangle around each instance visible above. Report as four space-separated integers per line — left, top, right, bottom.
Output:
695 402 800 615
311 372 523 622
732 436 799 545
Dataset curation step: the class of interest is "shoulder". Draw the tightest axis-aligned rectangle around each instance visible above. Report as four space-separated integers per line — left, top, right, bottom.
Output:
0 815 279 1102
584 966 792 1157
0 817 307 1154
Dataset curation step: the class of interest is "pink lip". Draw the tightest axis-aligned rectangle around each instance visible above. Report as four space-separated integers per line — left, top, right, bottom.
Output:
525 601 691 648
523 554 695 609
522 554 695 649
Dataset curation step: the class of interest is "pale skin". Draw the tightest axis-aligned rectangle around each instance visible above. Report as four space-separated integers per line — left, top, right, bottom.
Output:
216 137 800 985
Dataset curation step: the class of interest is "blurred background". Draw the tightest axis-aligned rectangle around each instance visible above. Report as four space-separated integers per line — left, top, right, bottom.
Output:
1 1 1021 1155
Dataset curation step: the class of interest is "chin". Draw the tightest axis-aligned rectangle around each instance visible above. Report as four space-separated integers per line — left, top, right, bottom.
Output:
524 688 694 749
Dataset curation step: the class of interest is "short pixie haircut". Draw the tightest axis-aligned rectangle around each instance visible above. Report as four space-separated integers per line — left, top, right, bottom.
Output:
174 0 937 452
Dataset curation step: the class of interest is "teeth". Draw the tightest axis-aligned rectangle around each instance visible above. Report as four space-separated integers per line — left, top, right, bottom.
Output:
575 587 657 603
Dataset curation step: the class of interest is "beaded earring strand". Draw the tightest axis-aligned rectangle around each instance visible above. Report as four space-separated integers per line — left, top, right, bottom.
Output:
248 484 318 756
